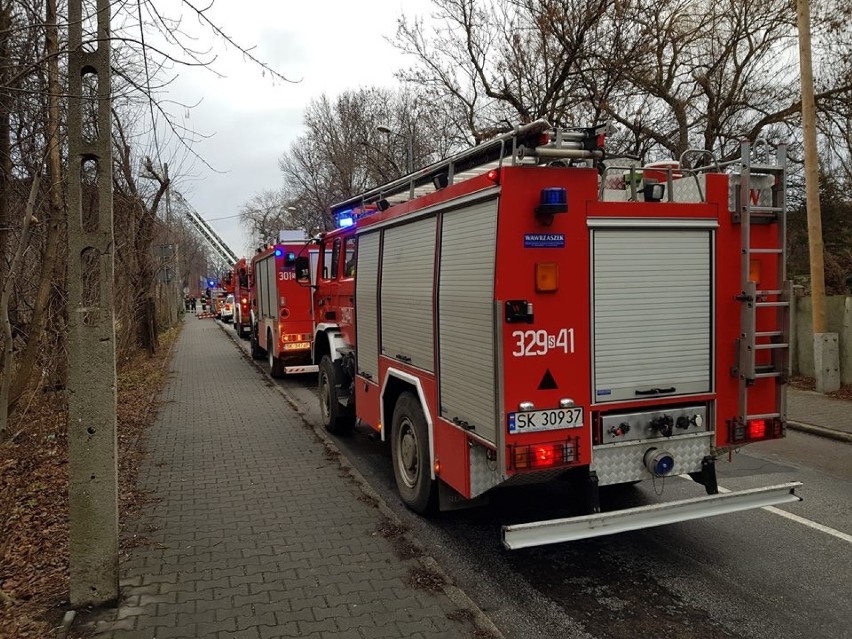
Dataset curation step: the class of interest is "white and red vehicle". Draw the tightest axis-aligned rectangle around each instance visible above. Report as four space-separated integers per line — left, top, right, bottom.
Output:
312 121 801 548
250 233 317 377
232 257 252 339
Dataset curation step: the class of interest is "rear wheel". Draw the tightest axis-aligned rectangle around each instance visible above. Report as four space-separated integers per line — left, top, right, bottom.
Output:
319 355 354 435
268 330 285 378
391 392 436 514
250 326 265 359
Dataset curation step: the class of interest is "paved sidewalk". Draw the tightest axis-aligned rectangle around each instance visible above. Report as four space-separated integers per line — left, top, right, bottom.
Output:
89 318 481 639
787 387 852 442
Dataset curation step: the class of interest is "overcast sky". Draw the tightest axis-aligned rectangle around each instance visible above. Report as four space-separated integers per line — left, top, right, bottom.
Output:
152 0 434 262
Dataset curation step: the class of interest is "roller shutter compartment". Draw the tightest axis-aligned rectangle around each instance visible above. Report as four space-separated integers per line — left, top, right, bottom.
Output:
438 198 499 443
592 228 712 403
355 232 380 381
381 217 437 372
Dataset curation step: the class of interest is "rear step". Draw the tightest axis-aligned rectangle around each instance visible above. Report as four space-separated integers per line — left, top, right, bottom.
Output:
501 481 802 549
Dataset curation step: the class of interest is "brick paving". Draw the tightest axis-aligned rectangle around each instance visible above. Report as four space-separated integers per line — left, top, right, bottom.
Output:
787 387 852 437
90 318 473 639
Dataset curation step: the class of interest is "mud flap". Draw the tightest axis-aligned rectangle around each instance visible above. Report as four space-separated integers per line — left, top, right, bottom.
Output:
438 480 489 512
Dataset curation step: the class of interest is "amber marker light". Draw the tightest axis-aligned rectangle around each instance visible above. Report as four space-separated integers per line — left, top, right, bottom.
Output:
749 259 761 283
536 262 559 292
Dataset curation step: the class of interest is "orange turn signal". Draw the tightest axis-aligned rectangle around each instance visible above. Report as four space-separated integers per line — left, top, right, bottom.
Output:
749 259 761 283
535 263 558 292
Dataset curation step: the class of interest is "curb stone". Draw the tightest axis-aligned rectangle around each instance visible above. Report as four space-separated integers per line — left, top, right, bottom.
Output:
223 322 505 639
787 420 852 444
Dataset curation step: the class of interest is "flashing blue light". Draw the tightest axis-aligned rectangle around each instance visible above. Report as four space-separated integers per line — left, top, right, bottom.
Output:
287 252 296 261
208 280 215 287
274 248 283 257
337 216 355 228
540 187 567 206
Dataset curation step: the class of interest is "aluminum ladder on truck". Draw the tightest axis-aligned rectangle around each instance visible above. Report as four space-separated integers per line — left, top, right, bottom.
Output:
732 140 790 442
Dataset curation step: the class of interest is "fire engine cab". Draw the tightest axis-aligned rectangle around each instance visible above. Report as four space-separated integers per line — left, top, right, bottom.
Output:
250 231 317 377
311 121 801 548
232 257 252 339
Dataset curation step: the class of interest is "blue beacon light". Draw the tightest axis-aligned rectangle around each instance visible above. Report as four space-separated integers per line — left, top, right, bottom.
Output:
274 248 283 257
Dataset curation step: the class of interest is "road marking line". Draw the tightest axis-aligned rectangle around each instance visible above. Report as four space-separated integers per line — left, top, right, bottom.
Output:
678 475 852 544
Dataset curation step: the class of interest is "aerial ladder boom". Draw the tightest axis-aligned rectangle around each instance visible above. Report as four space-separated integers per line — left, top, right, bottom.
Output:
172 192 239 266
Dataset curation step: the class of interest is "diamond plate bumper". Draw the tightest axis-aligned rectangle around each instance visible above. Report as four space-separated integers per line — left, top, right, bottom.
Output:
502 481 802 549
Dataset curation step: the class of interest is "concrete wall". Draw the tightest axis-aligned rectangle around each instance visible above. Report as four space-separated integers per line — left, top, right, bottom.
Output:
791 291 852 385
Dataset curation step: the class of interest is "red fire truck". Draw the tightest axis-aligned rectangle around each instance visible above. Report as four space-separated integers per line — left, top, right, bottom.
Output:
311 121 802 548
250 233 317 377
232 257 251 339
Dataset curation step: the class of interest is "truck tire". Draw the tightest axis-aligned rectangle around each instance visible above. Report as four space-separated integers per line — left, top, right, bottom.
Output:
391 392 436 514
250 327 265 360
268 330 285 378
319 355 354 435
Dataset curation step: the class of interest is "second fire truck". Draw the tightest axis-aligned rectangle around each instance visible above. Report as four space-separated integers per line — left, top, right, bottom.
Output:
310 121 801 548
250 231 317 377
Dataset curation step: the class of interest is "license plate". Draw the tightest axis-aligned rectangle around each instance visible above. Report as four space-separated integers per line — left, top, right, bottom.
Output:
508 407 584 433
283 342 310 351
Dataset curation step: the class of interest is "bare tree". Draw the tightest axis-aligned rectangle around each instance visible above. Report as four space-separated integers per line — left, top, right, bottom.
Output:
394 0 852 162
239 189 290 248
275 86 456 231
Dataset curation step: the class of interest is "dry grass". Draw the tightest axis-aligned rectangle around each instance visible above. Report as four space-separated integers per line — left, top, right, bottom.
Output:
0 326 180 639
788 375 852 401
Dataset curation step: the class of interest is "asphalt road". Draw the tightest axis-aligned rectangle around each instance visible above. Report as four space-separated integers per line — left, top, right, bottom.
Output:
220 321 852 639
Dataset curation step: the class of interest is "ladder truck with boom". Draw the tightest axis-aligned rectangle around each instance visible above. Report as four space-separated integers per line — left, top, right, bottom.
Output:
308 121 802 548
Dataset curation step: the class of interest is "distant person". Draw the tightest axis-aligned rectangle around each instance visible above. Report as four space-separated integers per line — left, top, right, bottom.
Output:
191 297 197 312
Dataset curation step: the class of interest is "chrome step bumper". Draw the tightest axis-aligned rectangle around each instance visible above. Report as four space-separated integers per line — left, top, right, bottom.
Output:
502 481 802 550
283 364 319 374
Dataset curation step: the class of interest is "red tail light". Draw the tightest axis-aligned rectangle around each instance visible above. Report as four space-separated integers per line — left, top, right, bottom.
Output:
533 445 556 467
748 419 766 439
511 438 578 471
728 418 784 444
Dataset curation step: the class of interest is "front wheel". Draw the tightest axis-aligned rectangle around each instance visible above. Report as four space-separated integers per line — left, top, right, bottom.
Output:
318 355 354 435
391 392 436 514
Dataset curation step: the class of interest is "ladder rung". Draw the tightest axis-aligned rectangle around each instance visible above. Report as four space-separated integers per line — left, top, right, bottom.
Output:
754 371 782 378
749 248 783 254
748 206 784 214
755 331 783 338
754 343 788 350
756 290 783 296
749 165 784 173
756 302 789 308
745 413 781 421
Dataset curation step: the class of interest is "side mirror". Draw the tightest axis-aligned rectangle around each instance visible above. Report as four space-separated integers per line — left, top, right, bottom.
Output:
295 256 311 286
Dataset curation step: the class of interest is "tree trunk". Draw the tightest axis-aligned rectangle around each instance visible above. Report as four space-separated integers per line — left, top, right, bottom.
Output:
1 174 40 439
0 2 11 289
8 0 65 410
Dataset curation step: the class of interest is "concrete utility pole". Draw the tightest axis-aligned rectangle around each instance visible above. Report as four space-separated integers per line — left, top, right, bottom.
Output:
797 0 840 392
67 0 119 606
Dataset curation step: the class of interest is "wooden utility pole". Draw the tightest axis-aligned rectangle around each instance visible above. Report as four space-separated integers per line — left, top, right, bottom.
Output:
796 0 826 333
67 0 119 606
